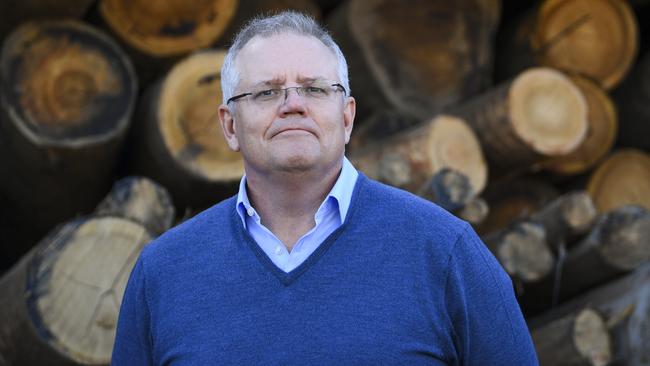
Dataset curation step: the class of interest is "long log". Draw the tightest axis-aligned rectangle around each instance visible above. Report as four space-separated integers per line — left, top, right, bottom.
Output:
453 67 588 174
611 51 650 151
540 75 617 175
586 149 650 213
0 177 172 365
350 114 487 197
0 20 137 260
532 308 612 366
529 262 650 365
476 177 559 235
131 50 244 212
327 0 501 121
497 0 638 90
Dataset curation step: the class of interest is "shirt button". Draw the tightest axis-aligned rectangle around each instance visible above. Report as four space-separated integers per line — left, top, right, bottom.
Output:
274 245 283 255
246 207 255 217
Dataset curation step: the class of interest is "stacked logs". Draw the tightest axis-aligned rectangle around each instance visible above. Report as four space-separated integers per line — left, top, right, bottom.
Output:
0 0 650 365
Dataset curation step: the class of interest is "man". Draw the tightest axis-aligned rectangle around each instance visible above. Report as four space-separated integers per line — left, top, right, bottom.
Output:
112 11 539 365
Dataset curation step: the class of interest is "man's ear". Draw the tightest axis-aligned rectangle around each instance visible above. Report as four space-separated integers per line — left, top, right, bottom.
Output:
218 105 240 152
343 96 356 144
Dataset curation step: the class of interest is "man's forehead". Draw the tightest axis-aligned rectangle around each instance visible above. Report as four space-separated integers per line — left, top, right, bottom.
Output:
235 32 338 86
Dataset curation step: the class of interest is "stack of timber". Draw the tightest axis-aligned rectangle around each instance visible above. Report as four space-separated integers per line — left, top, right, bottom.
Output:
350 114 487 203
131 49 244 211
497 0 638 90
327 0 501 122
530 262 650 365
0 176 174 366
612 51 650 151
0 20 137 262
97 0 238 83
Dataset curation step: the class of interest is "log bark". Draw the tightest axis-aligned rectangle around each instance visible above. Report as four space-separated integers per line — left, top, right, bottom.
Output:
95 176 176 237
130 50 244 211
611 51 650 151
476 177 559 235
529 262 650 365
0 0 94 42
327 0 501 121
483 221 555 284
540 75 617 175
0 20 137 259
498 0 638 90
529 191 597 251
587 149 650 213
0 216 152 366
532 308 612 366
349 110 421 152
452 67 588 174
350 114 487 197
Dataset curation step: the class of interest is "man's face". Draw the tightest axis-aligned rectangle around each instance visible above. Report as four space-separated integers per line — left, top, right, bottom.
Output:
219 33 355 177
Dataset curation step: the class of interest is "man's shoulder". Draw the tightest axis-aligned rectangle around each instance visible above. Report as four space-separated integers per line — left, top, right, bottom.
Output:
355 175 468 241
139 196 237 262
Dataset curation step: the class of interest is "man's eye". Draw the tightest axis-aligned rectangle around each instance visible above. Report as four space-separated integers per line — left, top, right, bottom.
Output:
305 87 327 96
253 89 279 99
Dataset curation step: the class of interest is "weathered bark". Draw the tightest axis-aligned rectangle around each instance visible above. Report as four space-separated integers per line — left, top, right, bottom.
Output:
452 67 588 174
476 178 559 236
131 50 244 211
349 110 421 152
529 191 597 251
0 217 152 366
498 0 638 90
0 20 137 259
611 51 650 151
327 0 501 121
541 75 617 175
532 308 612 366
95 176 176 237
529 262 650 365
483 221 555 284
350 114 487 197
0 0 94 42
587 149 650 213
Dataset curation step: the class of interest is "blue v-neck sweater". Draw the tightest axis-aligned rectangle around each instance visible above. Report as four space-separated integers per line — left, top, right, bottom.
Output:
112 175 538 365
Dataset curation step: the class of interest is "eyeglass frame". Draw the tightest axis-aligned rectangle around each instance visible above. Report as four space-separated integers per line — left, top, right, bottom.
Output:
226 83 347 105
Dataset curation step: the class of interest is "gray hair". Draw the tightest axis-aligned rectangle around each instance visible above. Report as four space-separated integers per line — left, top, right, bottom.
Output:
220 11 350 105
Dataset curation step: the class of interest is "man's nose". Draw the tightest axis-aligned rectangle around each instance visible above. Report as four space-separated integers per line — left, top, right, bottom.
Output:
279 87 307 115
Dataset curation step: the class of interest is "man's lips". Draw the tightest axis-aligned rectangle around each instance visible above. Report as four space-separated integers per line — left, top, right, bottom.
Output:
269 125 317 138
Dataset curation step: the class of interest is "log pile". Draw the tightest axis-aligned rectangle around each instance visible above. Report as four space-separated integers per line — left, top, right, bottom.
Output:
0 0 649 364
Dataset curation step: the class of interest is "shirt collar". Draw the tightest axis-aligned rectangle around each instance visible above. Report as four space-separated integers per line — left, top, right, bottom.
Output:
236 156 358 228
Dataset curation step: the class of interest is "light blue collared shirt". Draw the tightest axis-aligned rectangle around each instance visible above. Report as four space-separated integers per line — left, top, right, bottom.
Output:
236 157 358 273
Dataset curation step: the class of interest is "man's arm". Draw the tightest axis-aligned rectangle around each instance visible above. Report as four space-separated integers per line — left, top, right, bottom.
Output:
445 225 539 365
111 257 154 366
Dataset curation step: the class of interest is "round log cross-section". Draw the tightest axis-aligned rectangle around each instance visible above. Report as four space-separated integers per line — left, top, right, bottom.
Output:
350 114 487 197
99 0 238 57
0 216 152 366
132 50 244 211
455 67 588 173
587 149 650 213
0 20 137 256
541 75 617 175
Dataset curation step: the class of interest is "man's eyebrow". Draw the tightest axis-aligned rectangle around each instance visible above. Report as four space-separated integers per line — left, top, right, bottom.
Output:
250 76 329 88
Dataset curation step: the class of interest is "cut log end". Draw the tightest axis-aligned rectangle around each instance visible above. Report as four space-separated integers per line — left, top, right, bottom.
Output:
100 0 238 56
596 205 650 271
561 192 598 233
573 309 612 366
159 50 244 182
456 197 489 224
587 149 650 213
509 67 588 156
420 168 474 212
1 20 136 144
532 0 638 90
496 222 554 282
27 217 151 364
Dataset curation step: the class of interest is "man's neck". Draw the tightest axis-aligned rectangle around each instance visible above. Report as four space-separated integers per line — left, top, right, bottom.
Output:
245 162 342 251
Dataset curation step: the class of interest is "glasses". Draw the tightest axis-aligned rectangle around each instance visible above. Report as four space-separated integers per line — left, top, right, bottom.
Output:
227 83 346 107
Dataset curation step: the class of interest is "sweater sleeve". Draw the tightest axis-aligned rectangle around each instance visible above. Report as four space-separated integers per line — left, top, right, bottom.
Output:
444 225 539 366
111 257 154 366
